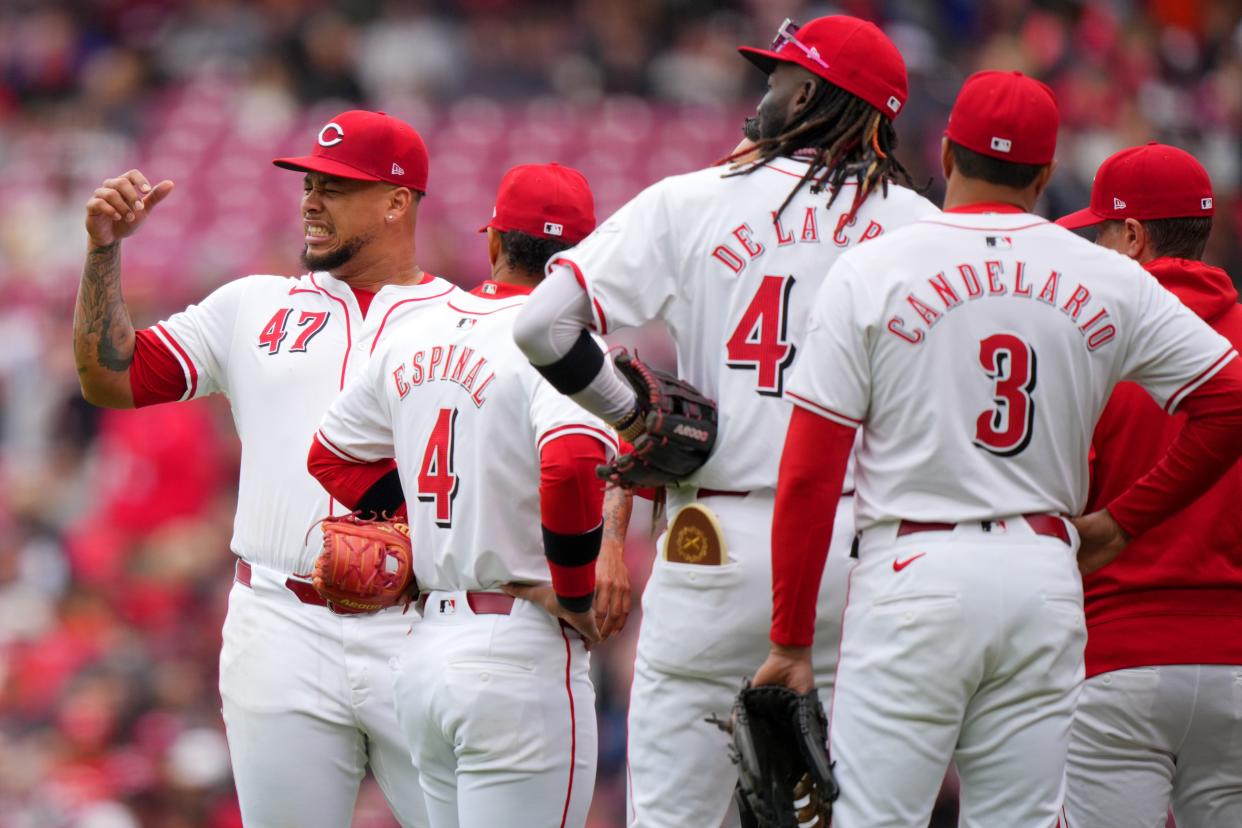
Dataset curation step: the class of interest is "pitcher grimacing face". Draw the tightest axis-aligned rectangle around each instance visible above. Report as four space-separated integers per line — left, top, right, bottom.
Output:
299 172 389 273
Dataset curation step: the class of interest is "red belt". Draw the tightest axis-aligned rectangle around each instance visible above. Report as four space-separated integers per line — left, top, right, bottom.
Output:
234 559 367 615
896 514 1071 546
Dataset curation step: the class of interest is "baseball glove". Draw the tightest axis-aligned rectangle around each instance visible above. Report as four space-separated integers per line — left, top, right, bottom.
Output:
711 680 839 828
312 515 417 613
599 351 718 488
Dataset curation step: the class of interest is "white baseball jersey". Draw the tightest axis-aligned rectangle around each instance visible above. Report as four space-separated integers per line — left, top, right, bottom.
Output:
151 271 457 573
788 209 1238 529
316 283 618 591
551 157 938 491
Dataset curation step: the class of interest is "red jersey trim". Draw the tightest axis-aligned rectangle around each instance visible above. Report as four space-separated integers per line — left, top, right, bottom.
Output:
309 274 352 390
446 299 527 317
558 627 578 828
369 286 457 355
537 423 620 454
550 257 609 335
154 324 198 399
1165 348 1238 413
786 392 863 426
315 430 366 464
916 218 1049 232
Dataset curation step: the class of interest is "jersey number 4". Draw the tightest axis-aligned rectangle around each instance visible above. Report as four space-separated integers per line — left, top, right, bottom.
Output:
726 274 797 396
418 408 460 527
258 309 330 354
974 333 1037 457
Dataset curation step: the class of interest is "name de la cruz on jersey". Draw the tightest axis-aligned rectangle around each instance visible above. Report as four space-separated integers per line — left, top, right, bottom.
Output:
709 207 883 273
885 259 1118 350
390 342 496 407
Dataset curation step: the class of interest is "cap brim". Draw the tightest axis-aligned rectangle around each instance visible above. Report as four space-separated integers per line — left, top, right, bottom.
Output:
737 46 784 74
272 155 383 182
1054 207 1106 230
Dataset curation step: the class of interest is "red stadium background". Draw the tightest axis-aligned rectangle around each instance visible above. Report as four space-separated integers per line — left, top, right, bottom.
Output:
1 1 1239 826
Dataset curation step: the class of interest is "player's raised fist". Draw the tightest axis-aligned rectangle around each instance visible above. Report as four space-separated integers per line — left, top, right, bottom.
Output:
85 169 174 248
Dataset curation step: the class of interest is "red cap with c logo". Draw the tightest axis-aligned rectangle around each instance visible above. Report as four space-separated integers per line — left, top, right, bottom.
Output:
273 110 429 193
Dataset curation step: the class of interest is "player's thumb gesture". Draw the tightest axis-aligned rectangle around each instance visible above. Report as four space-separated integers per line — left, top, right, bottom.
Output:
502 582 602 647
85 169 175 248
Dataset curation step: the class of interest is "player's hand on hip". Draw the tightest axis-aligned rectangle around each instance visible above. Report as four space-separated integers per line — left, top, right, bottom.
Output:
502 583 603 647
751 644 814 695
1071 509 1130 575
593 538 632 640
85 169 174 248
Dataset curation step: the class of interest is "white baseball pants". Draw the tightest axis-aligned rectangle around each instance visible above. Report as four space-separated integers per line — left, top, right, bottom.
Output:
829 519 1086 828
220 560 428 828
625 491 855 828
1065 663 1242 827
393 591 596 828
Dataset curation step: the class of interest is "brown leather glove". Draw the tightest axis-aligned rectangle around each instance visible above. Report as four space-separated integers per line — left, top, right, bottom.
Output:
312 515 417 613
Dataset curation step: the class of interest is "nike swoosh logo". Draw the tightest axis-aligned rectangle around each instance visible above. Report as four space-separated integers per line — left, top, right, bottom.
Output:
892 553 926 572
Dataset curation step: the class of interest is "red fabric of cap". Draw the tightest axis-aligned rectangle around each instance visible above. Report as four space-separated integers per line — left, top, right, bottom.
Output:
946 70 1059 165
273 110 429 192
481 163 595 244
1056 143 1215 230
738 16 908 120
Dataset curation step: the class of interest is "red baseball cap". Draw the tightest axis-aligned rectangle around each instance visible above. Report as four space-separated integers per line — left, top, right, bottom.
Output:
946 70 1059 165
738 16 907 119
480 163 595 245
1056 142 1215 230
273 110 429 193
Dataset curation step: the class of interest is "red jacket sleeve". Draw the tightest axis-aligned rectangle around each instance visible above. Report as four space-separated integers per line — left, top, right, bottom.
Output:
771 407 856 648
1108 358 1242 536
540 433 607 611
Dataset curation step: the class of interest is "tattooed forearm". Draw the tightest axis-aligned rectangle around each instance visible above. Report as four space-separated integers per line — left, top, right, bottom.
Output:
602 486 633 544
74 242 135 375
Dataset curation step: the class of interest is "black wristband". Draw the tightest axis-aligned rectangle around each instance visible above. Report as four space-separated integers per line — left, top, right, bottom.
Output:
532 329 606 396
556 591 595 614
355 468 406 517
542 523 603 567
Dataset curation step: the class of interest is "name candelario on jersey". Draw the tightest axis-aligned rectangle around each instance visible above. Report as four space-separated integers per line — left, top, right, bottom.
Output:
710 208 884 274
390 343 496 408
886 260 1118 351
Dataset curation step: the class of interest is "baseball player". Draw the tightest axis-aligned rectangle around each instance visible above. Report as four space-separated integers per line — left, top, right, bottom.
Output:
308 163 618 828
752 71 1242 827
512 16 939 827
1055 144 1242 826
74 110 456 828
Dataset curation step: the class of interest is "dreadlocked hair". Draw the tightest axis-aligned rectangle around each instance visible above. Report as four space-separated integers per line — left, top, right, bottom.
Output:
725 81 915 226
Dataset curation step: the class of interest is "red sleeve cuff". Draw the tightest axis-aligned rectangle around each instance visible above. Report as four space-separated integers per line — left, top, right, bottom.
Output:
308 433 398 510
130 327 191 407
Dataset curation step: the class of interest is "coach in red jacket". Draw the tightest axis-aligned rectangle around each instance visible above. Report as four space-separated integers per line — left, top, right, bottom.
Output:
1057 143 1242 827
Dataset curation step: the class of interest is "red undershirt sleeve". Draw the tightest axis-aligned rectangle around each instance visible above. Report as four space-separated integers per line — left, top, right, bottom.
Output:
771 406 856 648
308 434 402 515
1108 359 1242 536
129 328 191 407
540 433 607 612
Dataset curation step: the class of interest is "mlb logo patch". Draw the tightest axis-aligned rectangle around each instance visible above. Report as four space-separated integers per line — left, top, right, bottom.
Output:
391 162 405 176
990 137 1012 153
1202 197 1214 210
439 599 457 614
1113 197 1127 210
456 317 476 328
986 236 1013 250
544 222 564 237
482 282 498 294
887 95 901 113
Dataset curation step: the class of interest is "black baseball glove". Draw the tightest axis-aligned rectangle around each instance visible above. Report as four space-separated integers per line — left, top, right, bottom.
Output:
712 680 839 828
599 351 717 488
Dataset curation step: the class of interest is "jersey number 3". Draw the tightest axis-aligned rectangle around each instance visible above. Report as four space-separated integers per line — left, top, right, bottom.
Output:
974 333 1037 457
726 274 796 396
418 408 460 527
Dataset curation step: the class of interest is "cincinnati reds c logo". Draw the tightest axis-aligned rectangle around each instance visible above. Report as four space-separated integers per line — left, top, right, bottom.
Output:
318 122 345 147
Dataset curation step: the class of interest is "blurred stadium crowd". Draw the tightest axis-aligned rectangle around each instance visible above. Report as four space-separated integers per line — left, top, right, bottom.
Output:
1 0 1241 826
